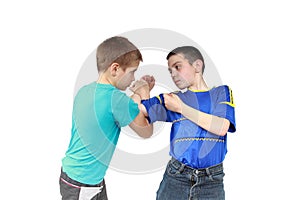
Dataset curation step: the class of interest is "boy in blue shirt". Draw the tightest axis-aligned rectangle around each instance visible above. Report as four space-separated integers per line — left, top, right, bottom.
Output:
60 36 153 200
140 46 236 200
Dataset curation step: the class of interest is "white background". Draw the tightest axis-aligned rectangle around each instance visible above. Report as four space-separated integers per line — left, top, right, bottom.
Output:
1 0 299 199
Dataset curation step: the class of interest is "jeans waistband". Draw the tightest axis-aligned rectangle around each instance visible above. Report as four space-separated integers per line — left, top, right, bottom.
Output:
170 157 223 176
60 168 104 187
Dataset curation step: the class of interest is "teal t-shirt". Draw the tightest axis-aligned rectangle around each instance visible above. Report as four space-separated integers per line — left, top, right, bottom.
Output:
62 82 139 185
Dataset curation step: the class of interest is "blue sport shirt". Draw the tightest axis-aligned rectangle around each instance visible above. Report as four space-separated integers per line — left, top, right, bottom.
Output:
141 85 236 168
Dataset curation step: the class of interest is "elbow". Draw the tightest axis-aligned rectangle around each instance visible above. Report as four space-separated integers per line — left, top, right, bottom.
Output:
141 133 153 139
218 129 228 136
141 127 153 138
138 131 153 139
137 125 153 139
218 119 230 136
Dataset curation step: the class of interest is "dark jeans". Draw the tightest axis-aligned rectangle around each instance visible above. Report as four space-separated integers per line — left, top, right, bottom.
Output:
59 169 108 200
156 158 225 200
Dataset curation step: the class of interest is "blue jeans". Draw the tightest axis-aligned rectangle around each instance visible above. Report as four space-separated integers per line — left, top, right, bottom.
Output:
156 158 225 200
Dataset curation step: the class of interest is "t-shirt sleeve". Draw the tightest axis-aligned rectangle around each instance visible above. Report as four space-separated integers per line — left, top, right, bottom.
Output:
141 94 170 123
212 85 236 133
111 90 140 127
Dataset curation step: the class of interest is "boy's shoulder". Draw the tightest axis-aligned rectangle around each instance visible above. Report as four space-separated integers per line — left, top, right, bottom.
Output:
210 85 231 93
75 82 96 96
76 82 121 97
209 85 234 101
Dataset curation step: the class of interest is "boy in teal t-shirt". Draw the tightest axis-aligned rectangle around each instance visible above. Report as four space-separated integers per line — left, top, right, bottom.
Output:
60 36 154 200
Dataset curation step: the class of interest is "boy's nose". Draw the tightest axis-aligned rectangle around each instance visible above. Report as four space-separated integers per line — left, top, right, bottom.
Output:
171 69 177 77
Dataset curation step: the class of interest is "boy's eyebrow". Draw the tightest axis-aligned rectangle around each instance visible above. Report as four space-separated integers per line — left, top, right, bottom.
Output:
170 61 181 67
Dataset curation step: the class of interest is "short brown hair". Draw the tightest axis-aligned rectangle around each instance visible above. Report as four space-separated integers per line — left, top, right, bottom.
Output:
167 46 205 74
96 36 143 72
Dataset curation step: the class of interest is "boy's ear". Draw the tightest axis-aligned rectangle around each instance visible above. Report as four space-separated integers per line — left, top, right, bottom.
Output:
109 63 120 77
193 59 203 73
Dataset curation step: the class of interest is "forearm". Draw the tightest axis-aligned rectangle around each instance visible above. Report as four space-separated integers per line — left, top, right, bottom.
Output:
181 103 230 136
131 93 142 104
130 94 152 138
134 90 150 100
129 111 153 138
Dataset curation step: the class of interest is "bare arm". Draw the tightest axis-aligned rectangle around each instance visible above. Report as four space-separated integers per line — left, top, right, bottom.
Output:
130 76 155 117
128 80 154 138
163 93 230 136
129 110 153 138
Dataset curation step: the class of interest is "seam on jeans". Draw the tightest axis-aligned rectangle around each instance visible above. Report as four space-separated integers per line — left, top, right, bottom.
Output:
60 177 81 189
174 137 225 143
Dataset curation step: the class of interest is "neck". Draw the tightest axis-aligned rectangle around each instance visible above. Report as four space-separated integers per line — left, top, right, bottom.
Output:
97 72 114 85
188 75 209 91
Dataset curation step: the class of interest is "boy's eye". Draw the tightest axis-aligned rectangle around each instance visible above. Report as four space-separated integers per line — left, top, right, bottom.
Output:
168 65 181 74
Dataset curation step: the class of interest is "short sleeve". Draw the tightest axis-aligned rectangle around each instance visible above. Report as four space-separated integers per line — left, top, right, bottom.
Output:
141 94 170 123
111 90 139 127
212 86 236 133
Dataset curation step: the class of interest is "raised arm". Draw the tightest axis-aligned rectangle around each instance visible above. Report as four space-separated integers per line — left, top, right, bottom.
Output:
129 77 155 138
129 93 153 138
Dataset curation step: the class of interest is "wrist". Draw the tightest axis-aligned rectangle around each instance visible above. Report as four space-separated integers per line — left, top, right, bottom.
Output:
180 101 187 114
131 93 142 103
136 90 150 100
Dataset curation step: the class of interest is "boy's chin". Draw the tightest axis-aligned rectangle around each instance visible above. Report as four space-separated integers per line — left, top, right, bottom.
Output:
176 84 188 90
116 83 129 91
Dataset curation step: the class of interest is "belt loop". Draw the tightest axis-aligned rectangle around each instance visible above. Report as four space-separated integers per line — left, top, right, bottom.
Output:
178 163 185 173
205 168 213 181
171 157 185 173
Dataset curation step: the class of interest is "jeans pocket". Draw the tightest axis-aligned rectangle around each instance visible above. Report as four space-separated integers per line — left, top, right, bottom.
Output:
167 161 183 176
167 165 178 176
211 171 225 182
